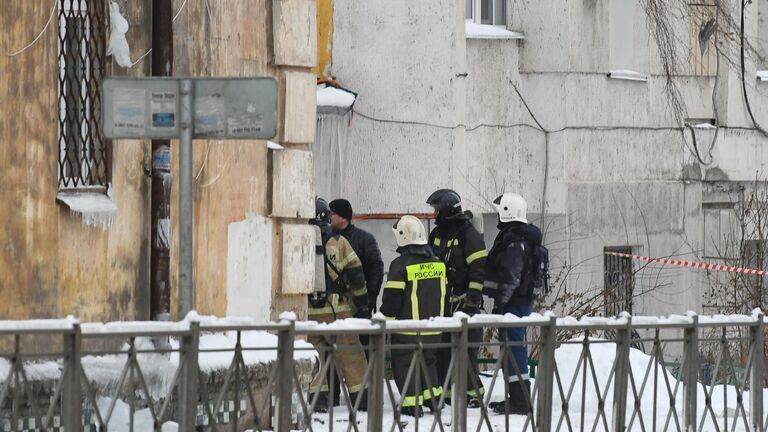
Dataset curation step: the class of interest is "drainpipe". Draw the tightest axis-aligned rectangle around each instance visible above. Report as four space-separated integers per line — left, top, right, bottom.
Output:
150 0 173 321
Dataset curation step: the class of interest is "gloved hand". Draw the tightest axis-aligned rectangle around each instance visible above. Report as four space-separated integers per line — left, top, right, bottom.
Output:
459 295 482 316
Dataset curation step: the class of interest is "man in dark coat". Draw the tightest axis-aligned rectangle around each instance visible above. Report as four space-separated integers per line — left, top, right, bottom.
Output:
483 192 542 416
329 199 385 314
426 189 487 407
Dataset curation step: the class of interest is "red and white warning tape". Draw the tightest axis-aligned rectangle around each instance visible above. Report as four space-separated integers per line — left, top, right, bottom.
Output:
605 251 768 276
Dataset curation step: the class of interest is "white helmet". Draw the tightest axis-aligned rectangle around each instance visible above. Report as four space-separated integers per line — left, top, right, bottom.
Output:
392 215 428 247
493 193 528 223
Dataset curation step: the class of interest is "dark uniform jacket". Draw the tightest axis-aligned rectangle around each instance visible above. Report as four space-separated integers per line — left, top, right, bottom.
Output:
484 221 543 307
339 224 384 307
428 219 487 309
380 245 447 332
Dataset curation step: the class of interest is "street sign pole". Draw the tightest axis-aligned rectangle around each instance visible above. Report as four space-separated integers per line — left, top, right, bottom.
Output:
179 79 194 318
102 77 277 320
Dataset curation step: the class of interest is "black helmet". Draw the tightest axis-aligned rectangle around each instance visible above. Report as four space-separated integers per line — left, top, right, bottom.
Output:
427 189 464 223
312 197 331 226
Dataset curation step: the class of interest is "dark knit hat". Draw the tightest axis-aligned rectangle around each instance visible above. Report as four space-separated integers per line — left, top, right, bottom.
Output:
329 199 353 221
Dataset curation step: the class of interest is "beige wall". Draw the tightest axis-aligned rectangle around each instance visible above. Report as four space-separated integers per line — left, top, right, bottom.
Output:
0 2 152 321
1 0 317 322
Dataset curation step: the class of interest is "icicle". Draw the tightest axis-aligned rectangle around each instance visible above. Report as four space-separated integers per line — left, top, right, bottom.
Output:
107 2 132 67
56 186 118 230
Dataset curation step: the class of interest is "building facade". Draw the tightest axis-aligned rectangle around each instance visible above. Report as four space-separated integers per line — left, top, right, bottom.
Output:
1 1 318 322
314 0 768 316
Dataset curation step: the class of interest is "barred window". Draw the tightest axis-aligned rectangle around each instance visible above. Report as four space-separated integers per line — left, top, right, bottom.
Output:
58 0 109 188
603 246 635 317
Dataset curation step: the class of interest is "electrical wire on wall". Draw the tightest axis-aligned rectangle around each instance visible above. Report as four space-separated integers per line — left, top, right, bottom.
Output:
740 0 768 138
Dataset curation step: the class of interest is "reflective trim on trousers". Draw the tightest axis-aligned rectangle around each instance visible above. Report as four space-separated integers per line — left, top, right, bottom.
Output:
507 373 530 383
402 386 443 407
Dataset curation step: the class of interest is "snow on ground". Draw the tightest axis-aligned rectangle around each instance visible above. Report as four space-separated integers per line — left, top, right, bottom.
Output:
292 339 766 431
95 397 177 431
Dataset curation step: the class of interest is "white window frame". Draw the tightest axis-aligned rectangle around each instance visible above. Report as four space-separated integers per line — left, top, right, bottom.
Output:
466 0 507 27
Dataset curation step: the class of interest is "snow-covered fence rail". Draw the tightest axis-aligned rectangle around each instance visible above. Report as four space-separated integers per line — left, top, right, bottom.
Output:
0 312 765 431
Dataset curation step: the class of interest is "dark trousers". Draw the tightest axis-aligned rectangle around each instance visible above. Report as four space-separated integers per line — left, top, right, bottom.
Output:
436 327 485 400
501 302 533 382
391 334 441 407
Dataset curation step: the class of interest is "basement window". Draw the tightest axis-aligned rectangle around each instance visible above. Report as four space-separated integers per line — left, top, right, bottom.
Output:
603 246 636 317
58 0 110 189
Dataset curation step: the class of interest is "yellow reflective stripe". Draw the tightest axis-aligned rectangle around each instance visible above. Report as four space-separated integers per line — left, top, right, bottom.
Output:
383 315 396 320
432 237 441 247
384 281 406 290
402 387 443 407
467 387 485 397
308 303 352 315
466 249 488 265
468 281 483 291
348 383 365 393
406 262 446 281
447 239 459 247
310 384 329 392
411 279 419 321
440 271 446 318
339 252 358 268
423 386 442 400
352 287 367 297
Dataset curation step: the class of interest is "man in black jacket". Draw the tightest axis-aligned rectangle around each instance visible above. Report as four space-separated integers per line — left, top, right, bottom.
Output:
329 199 385 314
483 192 542 416
426 189 487 407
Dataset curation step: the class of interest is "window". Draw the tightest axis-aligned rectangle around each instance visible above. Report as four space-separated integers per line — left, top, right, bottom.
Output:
702 202 736 259
609 0 649 80
58 0 109 188
466 0 506 26
603 246 635 316
688 0 718 76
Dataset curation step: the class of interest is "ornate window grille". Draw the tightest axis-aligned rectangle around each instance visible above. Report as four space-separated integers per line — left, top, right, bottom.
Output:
58 0 109 188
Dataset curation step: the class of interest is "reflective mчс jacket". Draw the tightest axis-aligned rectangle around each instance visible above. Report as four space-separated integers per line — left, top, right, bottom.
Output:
429 219 487 307
308 232 369 317
380 245 447 334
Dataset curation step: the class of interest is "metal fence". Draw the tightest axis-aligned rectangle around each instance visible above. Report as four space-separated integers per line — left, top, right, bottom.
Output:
0 313 766 431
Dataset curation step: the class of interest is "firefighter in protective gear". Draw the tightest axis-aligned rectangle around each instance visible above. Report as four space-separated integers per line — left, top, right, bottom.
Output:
426 189 487 407
381 216 447 418
484 192 539 416
307 197 369 413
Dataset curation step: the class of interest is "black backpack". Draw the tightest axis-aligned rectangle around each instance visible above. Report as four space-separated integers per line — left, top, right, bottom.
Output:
517 241 550 299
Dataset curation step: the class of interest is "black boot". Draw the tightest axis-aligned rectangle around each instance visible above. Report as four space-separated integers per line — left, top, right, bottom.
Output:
348 390 368 412
310 391 329 413
489 380 531 415
400 405 424 417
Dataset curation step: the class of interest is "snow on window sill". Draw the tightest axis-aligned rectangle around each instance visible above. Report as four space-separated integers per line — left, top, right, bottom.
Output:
465 22 524 40
758 70 768 82
56 186 117 229
607 70 649 82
